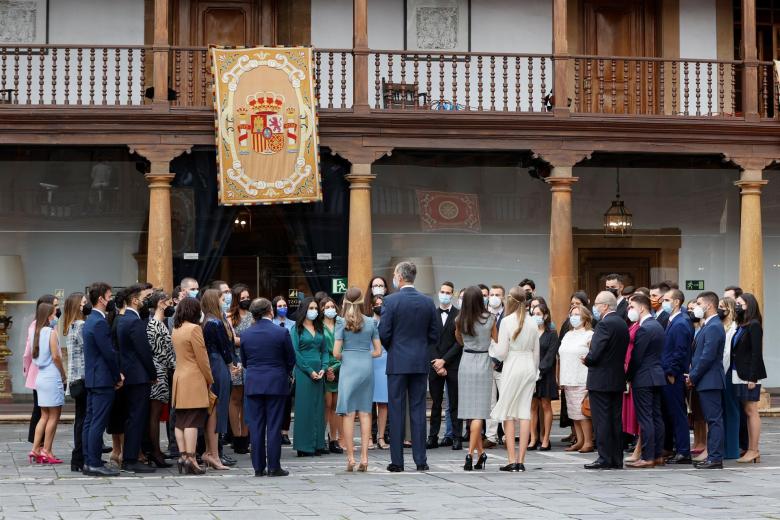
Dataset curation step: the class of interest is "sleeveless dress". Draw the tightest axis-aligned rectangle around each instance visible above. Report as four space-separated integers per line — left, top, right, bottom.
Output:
34 327 65 407
490 313 539 421
335 316 378 414
457 314 495 420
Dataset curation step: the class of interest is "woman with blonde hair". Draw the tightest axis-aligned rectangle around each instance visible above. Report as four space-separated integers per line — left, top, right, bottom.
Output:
558 303 595 453
334 287 382 471
719 296 740 460
490 287 539 472
62 292 89 471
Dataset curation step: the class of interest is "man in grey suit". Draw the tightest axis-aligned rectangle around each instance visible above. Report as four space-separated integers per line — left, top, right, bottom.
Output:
379 261 441 472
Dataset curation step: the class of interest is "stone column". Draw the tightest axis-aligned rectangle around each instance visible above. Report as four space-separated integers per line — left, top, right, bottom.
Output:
130 145 191 293
346 163 375 292
736 171 768 307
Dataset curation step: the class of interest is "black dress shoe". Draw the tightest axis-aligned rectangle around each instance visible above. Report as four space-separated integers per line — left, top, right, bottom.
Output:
452 439 463 451
85 465 120 477
527 442 539 451
666 453 693 465
123 462 156 473
539 443 552 451
150 455 173 468
426 437 439 449
386 464 404 472
254 469 267 477
500 463 519 472
315 449 329 456
694 460 723 469
268 468 290 477
281 434 291 445
441 437 454 447
221 454 237 466
70 462 83 472
329 441 344 454
584 460 610 470
517 463 526 472
416 464 429 471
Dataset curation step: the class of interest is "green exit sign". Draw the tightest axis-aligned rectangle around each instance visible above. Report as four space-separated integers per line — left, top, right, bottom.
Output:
332 277 348 295
685 280 705 291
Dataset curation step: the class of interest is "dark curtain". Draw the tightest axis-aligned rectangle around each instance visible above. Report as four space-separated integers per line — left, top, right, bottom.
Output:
171 147 237 286
284 155 350 296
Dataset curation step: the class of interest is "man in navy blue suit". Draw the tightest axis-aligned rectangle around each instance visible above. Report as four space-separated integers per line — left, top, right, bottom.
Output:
625 293 666 468
686 291 726 469
82 282 123 477
379 261 440 472
242 298 295 477
116 283 157 473
661 289 694 464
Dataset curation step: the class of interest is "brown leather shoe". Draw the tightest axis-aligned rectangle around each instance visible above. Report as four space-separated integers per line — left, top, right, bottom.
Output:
628 459 656 469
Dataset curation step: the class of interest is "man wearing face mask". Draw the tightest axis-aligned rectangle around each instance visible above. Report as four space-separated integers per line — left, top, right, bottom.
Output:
605 274 629 322
686 291 727 469
484 285 506 449
428 282 462 451
649 282 671 329
625 294 666 468
115 283 157 473
660 289 694 464
519 278 536 304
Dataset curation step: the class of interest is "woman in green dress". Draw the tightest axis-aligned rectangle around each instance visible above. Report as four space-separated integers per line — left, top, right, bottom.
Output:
321 297 344 454
291 297 328 457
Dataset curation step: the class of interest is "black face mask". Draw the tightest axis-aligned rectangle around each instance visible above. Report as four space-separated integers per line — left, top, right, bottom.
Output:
164 305 175 318
372 306 383 316
735 304 746 322
142 297 152 309
525 291 533 301
608 288 619 298
687 310 700 323
716 308 727 321
106 299 117 314
239 299 251 311
55 308 62 319
82 302 93 317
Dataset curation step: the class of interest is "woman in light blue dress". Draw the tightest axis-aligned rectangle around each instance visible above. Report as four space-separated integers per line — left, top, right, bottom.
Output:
31 302 66 464
370 294 389 449
335 288 382 471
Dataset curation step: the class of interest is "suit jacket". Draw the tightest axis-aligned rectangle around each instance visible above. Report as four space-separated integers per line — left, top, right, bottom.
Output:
732 320 767 382
241 318 295 396
83 310 121 389
116 310 156 385
627 317 666 387
379 286 441 374
171 322 214 409
655 310 670 330
584 311 630 392
616 298 629 321
430 306 460 370
662 312 693 377
689 315 726 391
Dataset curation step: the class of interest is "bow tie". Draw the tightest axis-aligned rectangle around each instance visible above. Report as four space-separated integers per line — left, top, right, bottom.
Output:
440 308 450 314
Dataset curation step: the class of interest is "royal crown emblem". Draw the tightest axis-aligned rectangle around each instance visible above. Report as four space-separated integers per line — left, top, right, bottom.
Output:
236 92 287 155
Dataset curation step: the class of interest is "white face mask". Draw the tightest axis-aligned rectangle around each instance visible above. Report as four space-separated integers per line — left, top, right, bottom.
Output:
372 286 386 296
627 308 640 323
569 315 582 329
532 315 544 327
693 305 705 319
488 296 502 309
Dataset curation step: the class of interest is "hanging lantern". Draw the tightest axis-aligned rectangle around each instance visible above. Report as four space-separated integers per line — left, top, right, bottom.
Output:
603 169 632 235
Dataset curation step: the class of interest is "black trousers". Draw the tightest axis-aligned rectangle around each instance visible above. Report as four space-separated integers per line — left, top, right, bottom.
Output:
28 390 41 444
428 369 460 440
589 390 624 467
122 383 151 465
71 390 87 466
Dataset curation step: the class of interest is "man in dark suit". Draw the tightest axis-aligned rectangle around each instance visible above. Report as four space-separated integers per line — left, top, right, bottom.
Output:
82 282 123 477
242 298 296 477
583 291 630 469
379 261 441 472
650 282 671 329
687 291 726 469
116 283 157 473
428 281 462 450
605 273 628 321
661 289 694 464
625 293 666 468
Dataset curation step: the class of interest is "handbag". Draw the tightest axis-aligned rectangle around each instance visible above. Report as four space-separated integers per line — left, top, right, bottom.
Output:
207 390 218 415
69 378 86 399
581 394 591 418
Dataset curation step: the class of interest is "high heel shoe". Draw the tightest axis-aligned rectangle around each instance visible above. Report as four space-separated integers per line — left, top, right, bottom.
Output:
463 454 473 471
28 450 42 464
357 462 368 472
109 453 122 468
377 440 389 450
474 452 487 470
183 453 205 475
176 457 185 474
203 453 229 470
40 450 63 465
527 441 539 451
737 452 761 464
150 454 173 468
539 443 552 451
346 459 355 472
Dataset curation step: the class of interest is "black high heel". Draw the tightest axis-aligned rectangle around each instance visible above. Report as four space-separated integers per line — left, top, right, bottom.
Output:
474 452 487 470
500 463 517 472
463 455 473 471
539 443 552 451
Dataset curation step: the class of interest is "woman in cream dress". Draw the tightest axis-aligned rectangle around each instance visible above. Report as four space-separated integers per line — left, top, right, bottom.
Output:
490 287 539 472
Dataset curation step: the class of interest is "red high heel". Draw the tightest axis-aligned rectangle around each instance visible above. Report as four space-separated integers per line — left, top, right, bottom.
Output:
28 450 42 464
40 450 63 464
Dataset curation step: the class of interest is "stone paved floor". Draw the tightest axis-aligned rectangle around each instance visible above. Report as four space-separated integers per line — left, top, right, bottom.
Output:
2 420 780 519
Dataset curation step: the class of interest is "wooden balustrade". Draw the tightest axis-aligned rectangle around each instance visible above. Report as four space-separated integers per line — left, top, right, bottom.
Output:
571 55 744 117
0 45 149 106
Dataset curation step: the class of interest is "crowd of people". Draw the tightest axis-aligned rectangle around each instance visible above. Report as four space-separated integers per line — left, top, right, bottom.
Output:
20 262 766 476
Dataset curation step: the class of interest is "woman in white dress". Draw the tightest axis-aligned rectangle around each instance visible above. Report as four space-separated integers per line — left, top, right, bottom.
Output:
490 286 539 472
558 304 595 453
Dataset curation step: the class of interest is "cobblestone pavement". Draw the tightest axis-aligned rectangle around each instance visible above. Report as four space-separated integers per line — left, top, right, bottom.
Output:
2 420 780 519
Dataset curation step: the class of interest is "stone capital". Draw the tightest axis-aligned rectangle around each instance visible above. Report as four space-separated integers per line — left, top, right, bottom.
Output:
723 155 776 173
326 139 393 165
345 173 376 189
129 144 192 174
532 149 592 169
546 176 579 192
735 179 769 195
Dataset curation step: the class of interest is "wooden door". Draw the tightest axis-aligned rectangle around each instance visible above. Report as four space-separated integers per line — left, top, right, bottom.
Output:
578 248 659 304
582 0 657 114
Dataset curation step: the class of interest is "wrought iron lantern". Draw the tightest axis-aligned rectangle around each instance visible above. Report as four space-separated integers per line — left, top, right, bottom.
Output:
603 169 633 235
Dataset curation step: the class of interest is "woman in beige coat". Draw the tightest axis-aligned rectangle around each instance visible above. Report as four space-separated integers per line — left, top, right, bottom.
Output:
172 297 213 475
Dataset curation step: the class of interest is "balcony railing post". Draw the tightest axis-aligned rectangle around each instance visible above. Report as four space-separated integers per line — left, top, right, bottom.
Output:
552 0 570 116
742 0 759 121
153 0 170 107
353 0 368 112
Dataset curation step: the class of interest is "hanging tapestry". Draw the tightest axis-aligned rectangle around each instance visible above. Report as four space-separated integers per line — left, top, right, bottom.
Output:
212 46 320 205
416 190 481 232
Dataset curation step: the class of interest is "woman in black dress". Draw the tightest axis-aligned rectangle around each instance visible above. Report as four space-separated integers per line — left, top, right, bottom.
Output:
529 303 559 450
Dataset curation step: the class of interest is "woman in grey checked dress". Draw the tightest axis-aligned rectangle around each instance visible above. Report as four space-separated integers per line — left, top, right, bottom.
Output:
456 286 497 471
228 284 253 453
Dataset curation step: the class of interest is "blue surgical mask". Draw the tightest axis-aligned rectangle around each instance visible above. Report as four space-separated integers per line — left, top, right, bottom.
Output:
662 301 674 315
569 315 582 329
49 317 58 327
306 309 319 321
392 277 399 289
224 293 232 306
188 289 199 299
483 297 489 307
221 301 230 314
277 307 288 318
438 293 452 306
532 315 544 327
324 308 337 319
592 305 601 321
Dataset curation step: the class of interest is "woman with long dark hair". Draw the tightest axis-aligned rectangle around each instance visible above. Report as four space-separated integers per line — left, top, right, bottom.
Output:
370 294 389 449
272 295 295 445
456 286 497 471
23 294 58 449
321 296 344 454
732 293 767 464
530 302 559 451
62 292 89 471
291 297 328 456
146 290 176 468
227 283 252 454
